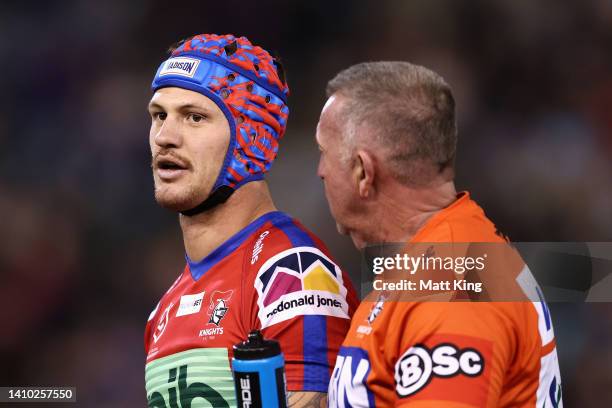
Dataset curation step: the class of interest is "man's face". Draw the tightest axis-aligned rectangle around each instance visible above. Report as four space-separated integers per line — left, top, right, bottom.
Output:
316 95 367 248
148 87 230 212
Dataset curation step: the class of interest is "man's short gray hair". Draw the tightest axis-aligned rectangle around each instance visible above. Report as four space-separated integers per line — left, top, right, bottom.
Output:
326 61 457 186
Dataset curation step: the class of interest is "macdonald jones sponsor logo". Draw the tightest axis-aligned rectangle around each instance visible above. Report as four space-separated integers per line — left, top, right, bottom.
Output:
265 293 343 318
255 247 350 328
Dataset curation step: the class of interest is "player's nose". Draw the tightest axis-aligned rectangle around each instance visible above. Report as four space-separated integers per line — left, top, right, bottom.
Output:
154 117 182 148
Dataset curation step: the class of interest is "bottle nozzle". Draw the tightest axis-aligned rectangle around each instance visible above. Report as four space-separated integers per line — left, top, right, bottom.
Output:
233 330 281 360
247 330 264 345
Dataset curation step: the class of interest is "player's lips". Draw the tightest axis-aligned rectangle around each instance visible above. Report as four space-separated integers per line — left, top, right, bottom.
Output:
155 156 190 181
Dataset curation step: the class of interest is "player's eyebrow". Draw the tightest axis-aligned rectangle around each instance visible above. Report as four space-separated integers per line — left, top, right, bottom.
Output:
147 101 164 111
147 101 213 115
177 104 213 114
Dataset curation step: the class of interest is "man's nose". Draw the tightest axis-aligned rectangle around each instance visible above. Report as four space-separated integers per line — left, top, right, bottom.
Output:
154 117 182 148
317 157 325 180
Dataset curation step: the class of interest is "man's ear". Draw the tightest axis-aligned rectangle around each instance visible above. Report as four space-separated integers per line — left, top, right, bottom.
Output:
354 150 375 199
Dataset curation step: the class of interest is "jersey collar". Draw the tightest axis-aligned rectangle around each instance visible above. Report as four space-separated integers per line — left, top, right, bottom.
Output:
186 211 289 280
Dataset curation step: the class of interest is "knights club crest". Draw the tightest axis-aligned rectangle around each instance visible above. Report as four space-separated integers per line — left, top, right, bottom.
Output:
207 290 233 326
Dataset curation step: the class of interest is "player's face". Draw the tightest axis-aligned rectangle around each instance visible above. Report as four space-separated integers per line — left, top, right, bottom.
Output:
316 95 368 249
148 87 230 212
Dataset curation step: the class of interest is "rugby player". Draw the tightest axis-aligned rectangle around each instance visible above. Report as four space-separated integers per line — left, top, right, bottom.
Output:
143 34 358 408
316 62 563 407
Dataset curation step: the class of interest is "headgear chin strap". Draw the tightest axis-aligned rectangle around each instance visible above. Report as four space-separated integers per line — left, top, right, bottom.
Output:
151 34 290 216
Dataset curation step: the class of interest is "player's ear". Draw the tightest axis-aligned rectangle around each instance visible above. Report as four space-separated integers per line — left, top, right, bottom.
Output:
354 150 375 199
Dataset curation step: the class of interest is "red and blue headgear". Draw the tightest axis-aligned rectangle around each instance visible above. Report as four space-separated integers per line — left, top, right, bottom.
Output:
151 34 290 215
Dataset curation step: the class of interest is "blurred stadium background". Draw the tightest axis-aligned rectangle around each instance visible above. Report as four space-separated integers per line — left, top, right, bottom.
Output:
0 0 611 406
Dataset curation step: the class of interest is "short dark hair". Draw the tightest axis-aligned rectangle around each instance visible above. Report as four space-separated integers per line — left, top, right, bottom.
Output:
326 61 457 186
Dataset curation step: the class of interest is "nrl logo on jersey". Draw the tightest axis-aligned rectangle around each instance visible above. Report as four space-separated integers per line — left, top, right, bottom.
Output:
207 290 233 326
367 292 388 325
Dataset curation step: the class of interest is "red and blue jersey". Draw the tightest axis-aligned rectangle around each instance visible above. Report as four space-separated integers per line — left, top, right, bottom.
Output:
144 211 359 407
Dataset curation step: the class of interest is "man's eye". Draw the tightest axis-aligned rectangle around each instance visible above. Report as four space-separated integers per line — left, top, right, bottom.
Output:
188 113 204 123
153 112 167 121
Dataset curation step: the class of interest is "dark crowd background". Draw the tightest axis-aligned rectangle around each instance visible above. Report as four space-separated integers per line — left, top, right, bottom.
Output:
0 0 611 406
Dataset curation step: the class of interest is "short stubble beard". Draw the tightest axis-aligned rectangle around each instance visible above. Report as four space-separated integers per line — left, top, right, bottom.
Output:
153 180 203 212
